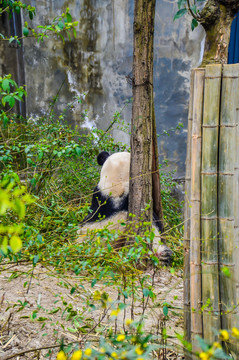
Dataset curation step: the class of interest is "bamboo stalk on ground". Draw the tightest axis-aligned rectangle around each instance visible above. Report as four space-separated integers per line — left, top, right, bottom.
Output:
183 69 194 358
201 64 222 343
190 68 205 358
218 64 238 351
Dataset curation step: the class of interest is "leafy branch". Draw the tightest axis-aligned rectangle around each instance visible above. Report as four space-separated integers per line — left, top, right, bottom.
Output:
0 173 34 254
0 1 78 45
174 0 206 30
0 74 27 125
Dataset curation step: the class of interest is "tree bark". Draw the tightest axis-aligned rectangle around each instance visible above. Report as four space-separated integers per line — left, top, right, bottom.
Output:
199 1 239 65
128 0 156 234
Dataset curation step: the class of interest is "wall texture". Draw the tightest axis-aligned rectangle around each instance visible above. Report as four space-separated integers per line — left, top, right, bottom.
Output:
0 0 205 177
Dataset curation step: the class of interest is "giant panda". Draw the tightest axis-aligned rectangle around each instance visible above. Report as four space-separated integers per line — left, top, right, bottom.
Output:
77 151 172 265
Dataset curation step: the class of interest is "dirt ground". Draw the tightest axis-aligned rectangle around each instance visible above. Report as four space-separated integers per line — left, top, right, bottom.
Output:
0 263 184 360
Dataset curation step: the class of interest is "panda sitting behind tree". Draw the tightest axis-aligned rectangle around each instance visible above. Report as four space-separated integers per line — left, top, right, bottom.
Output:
77 151 173 265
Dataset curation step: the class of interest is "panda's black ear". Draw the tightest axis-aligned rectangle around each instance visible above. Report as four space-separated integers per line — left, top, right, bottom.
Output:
97 151 110 166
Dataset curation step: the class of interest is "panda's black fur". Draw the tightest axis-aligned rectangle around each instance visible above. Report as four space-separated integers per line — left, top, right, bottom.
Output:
81 185 128 224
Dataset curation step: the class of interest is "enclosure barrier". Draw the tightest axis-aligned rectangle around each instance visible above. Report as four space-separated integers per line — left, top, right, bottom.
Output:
184 64 239 359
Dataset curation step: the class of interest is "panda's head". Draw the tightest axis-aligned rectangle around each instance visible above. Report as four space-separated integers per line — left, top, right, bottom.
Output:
97 151 130 198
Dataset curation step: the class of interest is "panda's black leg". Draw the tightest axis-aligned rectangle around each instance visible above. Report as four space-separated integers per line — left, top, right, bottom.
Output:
153 211 164 233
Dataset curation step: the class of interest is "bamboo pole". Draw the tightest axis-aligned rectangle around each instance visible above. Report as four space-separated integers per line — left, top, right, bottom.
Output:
218 64 238 342
235 108 239 306
190 68 204 357
183 69 194 358
234 107 239 356
201 65 222 343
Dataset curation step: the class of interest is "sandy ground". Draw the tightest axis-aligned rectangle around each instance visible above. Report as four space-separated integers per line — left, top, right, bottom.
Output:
0 263 184 360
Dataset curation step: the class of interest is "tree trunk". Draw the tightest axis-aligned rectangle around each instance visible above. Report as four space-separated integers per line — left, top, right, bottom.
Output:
199 1 239 66
128 0 156 234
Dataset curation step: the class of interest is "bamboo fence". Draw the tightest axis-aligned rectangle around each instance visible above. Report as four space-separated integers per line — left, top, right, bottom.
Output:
201 65 221 343
184 64 239 358
190 68 204 358
218 65 238 345
183 69 194 360
236 107 239 309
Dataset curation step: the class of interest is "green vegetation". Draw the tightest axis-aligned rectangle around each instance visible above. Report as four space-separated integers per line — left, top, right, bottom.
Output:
0 2 182 358
0 1 78 45
0 72 184 358
174 0 205 31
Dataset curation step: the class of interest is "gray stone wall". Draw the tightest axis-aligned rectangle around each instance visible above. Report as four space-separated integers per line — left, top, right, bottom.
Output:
154 0 205 176
0 0 205 177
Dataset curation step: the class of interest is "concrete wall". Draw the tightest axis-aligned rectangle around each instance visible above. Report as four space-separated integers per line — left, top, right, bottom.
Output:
0 0 205 177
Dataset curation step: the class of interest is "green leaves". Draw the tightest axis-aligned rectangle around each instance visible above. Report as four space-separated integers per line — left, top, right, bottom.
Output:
163 304 168 316
2 95 15 107
0 75 27 125
221 266 231 278
57 20 65 31
23 27 29 37
10 235 22 253
173 8 187 21
75 147 81 156
0 177 34 255
0 2 77 44
177 0 187 9
142 288 150 297
2 78 10 91
33 254 39 265
174 0 203 30
191 18 198 31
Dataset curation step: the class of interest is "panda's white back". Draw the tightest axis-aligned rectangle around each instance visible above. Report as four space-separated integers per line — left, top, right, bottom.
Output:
98 152 130 198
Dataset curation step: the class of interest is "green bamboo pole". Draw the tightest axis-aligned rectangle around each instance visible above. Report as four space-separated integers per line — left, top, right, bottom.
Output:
234 107 239 356
218 64 238 342
235 108 239 306
201 64 222 343
190 68 204 358
184 69 194 358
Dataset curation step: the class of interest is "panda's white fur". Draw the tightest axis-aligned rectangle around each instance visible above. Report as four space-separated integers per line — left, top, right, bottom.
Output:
98 152 130 198
77 151 173 264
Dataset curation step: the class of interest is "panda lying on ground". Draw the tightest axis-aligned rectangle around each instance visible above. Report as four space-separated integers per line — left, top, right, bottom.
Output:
77 151 173 265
